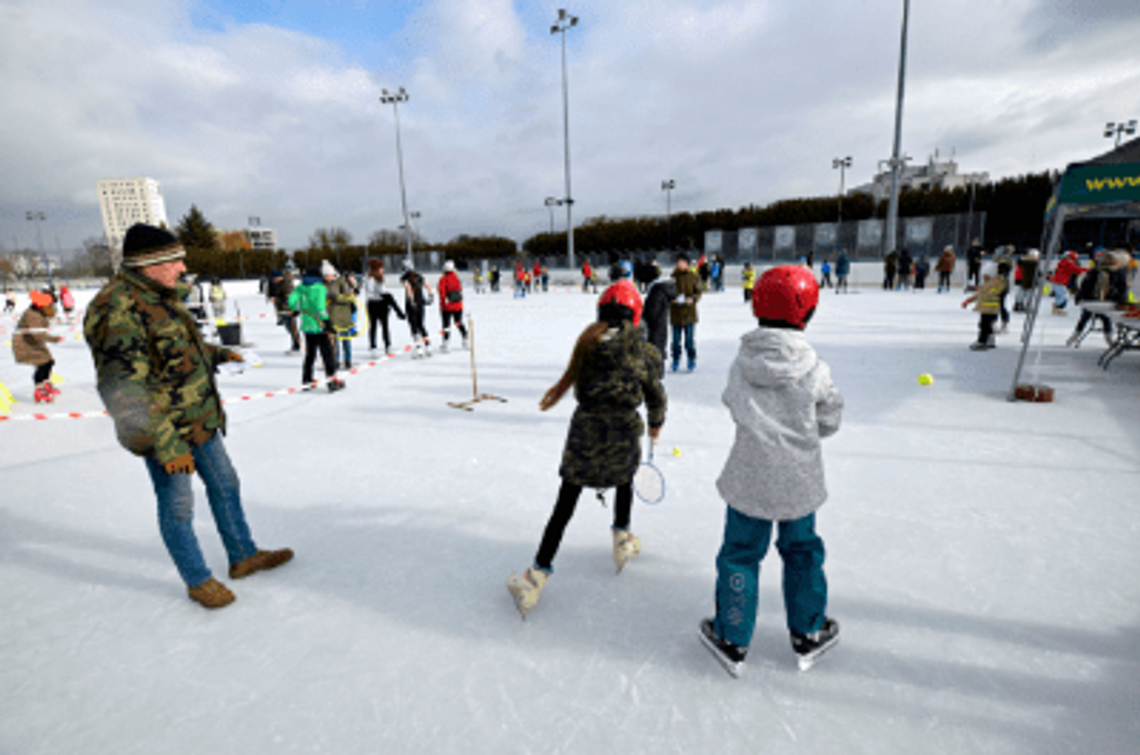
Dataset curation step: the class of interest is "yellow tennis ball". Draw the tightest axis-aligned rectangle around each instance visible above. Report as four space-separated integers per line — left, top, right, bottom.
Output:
672 446 682 457
918 373 934 386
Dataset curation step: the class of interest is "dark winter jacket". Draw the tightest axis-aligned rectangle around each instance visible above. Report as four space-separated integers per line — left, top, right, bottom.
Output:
559 323 666 489
643 278 676 355
84 268 236 466
835 254 851 277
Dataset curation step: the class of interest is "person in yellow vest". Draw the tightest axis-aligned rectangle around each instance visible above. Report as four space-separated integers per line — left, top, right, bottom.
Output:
741 261 757 304
961 259 1011 351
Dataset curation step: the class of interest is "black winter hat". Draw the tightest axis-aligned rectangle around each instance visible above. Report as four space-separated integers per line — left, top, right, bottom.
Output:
122 223 184 269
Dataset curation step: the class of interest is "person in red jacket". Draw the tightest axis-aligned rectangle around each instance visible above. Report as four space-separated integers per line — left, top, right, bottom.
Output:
437 260 469 351
1049 251 1084 314
581 260 592 293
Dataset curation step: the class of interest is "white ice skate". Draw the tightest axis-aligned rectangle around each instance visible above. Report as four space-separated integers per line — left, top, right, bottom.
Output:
612 529 641 573
506 568 549 619
413 343 424 359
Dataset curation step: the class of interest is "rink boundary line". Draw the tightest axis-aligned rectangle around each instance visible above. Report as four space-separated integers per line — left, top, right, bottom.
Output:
0 324 459 422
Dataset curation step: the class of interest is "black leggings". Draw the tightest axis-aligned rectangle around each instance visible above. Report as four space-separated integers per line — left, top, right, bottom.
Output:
33 360 54 385
407 304 428 342
367 300 393 350
302 332 336 384
440 309 468 341
535 481 633 570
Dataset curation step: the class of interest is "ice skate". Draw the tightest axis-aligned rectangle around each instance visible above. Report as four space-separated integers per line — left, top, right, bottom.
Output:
413 343 424 359
699 618 746 678
1052 305 1067 316
687 356 696 372
506 567 549 619
791 618 839 671
34 385 53 404
1065 332 1080 347
462 336 470 350
440 340 449 354
424 341 432 357
612 528 641 573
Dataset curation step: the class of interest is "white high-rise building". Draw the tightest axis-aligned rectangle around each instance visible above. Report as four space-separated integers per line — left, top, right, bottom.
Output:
96 177 170 270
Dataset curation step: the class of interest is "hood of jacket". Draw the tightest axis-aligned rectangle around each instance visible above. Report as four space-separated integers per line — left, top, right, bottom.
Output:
733 328 818 388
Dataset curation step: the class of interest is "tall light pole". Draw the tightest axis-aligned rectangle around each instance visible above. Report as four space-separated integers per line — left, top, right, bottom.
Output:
1104 120 1137 148
551 8 578 270
832 157 852 250
380 86 415 265
25 211 49 288
661 179 675 252
544 197 563 234
884 0 911 259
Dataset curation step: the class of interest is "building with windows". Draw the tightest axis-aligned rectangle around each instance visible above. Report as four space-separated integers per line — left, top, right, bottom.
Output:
96 177 170 270
849 155 989 203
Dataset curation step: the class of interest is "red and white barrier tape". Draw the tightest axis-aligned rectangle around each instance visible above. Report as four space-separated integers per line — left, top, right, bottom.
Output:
0 325 458 422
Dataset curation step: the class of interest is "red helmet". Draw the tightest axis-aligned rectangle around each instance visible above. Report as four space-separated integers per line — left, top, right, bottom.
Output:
597 280 643 327
752 265 819 329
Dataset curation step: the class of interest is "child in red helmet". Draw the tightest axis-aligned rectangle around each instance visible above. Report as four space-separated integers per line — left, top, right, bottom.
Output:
507 281 667 618
699 265 844 676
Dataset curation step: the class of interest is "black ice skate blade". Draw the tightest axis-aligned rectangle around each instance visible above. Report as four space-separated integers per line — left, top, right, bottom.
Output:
795 635 839 671
699 628 744 678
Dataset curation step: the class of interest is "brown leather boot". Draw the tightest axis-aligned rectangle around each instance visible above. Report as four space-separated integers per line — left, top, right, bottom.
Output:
229 548 294 580
188 577 235 609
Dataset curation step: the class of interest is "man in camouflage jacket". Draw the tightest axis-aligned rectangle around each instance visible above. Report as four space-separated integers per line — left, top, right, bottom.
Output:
84 223 292 609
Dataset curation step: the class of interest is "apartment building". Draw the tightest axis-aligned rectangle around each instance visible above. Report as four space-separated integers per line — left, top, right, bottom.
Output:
96 177 170 270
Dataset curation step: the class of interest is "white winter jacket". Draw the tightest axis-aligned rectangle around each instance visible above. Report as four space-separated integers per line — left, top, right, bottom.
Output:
715 328 843 522
363 276 386 301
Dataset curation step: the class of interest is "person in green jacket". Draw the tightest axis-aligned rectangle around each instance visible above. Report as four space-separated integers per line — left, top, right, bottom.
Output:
84 223 293 609
288 264 343 391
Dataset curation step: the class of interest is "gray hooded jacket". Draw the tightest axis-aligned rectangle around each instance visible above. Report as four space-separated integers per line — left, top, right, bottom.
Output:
716 328 843 521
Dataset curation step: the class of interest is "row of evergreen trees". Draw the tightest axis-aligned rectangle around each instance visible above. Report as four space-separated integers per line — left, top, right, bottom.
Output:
170 171 1062 278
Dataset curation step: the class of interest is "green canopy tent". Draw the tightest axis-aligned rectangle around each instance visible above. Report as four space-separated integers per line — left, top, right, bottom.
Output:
1009 137 1140 398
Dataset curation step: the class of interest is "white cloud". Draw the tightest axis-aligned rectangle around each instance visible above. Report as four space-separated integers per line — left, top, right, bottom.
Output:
2 0 1140 254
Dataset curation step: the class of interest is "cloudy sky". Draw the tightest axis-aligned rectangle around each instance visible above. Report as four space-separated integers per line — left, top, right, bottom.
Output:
2 0 1139 256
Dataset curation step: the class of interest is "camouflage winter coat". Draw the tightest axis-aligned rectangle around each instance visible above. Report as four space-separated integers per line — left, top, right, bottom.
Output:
559 323 667 489
84 268 236 466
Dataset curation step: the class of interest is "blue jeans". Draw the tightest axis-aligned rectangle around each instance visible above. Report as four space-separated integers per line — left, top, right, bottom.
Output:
144 434 257 588
714 506 827 647
671 323 695 363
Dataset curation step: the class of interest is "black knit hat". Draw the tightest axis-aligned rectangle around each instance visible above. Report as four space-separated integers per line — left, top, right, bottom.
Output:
122 223 185 268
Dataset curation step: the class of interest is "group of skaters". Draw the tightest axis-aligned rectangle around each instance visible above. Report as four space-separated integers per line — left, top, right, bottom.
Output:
264 257 471 392
509 256 844 675
951 242 1137 351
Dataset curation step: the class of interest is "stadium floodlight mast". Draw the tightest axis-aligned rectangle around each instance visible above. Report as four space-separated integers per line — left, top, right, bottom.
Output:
661 179 676 252
551 8 579 270
884 0 911 259
544 197 563 234
25 211 50 288
380 86 415 266
1104 120 1137 148
832 157 852 247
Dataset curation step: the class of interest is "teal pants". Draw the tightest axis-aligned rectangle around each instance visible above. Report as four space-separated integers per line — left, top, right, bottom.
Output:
714 506 827 648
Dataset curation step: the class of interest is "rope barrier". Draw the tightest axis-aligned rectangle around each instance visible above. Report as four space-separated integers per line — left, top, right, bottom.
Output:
0 324 460 422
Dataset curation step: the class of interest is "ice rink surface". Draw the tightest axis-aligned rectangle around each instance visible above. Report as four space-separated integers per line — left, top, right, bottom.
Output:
2 277 1138 755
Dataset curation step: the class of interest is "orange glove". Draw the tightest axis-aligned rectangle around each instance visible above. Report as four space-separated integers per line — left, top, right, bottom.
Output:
164 452 195 475
224 351 244 363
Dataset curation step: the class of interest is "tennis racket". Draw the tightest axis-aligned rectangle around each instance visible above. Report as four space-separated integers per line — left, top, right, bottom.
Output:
634 440 665 504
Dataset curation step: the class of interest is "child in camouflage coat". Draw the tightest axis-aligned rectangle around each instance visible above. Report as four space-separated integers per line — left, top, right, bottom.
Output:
507 281 667 618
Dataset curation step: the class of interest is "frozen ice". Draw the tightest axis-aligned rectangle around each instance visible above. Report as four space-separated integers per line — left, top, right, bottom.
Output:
1 273 1137 754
